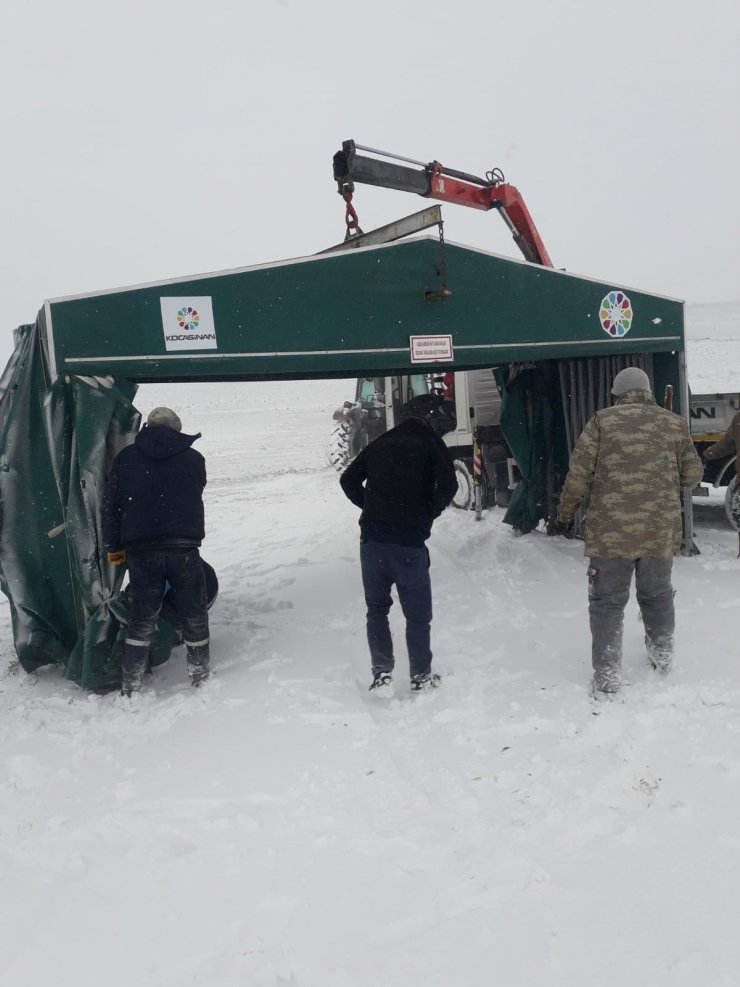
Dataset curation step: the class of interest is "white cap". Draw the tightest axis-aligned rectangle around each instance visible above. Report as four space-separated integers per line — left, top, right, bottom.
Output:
147 407 182 431
611 367 651 396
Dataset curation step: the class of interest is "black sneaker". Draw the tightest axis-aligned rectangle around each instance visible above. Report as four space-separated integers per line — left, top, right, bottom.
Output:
410 672 441 692
369 672 393 691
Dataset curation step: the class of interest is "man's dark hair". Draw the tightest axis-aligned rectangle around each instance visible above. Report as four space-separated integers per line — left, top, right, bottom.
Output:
400 394 456 438
399 395 436 424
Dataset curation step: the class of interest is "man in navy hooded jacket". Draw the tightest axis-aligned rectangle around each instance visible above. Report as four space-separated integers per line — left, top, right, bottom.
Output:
102 406 210 695
340 401 457 692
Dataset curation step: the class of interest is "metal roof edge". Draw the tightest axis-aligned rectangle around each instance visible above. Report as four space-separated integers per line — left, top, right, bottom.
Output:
43 233 684 307
42 237 436 305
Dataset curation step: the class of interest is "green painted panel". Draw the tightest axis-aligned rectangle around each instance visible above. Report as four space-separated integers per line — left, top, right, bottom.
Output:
44 238 684 382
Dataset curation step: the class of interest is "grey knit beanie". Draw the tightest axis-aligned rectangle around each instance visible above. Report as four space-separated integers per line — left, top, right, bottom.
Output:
611 367 651 396
147 407 182 431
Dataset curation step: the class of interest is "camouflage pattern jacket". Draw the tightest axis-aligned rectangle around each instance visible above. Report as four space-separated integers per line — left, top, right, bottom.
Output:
557 390 703 559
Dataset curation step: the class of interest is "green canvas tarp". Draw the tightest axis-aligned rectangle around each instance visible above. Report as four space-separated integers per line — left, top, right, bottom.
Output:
0 320 175 690
495 363 571 535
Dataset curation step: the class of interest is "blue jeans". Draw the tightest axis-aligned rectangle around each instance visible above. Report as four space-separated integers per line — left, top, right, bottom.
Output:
122 547 210 690
360 541 432 678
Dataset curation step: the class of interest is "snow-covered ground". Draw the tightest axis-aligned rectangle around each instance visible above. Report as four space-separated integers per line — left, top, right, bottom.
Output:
687 300 740 394
1 304 740 986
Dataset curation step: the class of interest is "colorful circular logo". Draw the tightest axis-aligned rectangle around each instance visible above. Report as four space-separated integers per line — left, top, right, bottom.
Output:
599 291 633 337
177 306 200 331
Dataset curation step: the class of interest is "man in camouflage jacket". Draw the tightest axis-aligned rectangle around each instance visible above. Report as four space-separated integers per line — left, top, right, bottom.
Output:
557 367 703 696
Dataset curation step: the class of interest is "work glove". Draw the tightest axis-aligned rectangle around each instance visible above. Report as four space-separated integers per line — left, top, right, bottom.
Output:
107 549 127 566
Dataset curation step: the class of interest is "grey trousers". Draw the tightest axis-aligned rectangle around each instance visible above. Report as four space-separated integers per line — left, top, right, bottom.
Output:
588 556 674 685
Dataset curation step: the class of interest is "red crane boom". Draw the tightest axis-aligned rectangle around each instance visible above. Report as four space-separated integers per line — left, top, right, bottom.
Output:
333 139 553 268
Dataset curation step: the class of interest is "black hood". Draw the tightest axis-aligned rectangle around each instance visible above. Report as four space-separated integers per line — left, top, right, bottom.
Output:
134 424 201 460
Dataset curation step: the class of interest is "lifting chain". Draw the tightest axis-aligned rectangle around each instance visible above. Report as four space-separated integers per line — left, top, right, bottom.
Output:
424 220 452 302
437 219 448 293
339 182 363 241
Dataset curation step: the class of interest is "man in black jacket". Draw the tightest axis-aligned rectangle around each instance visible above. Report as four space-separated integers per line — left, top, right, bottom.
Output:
340 403 457 692
102 406 210 695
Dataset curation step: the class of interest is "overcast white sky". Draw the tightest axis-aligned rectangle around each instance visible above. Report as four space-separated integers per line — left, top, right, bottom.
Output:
1 0 738 364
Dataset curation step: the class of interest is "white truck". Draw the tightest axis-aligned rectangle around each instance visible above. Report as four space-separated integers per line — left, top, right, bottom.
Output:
690 390 739 527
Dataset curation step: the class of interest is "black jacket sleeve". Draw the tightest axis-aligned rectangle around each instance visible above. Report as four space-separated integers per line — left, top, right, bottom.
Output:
339 451 367 510
101 462 122 551
431 436 458 517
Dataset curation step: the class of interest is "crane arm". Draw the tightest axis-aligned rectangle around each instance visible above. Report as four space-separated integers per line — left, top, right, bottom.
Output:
333 139 553 267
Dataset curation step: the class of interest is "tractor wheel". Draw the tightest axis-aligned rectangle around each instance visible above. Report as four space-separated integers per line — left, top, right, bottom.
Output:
724 474 740 530
327 419 366 472
452 459 475 510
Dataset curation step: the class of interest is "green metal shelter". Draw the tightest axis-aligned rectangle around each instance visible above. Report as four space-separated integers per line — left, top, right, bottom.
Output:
0 234 690 689
41 236 684 385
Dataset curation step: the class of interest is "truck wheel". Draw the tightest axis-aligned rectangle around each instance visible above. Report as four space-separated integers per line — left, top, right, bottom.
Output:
327 419 366 471
724 475 740 530
452 459 474 510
